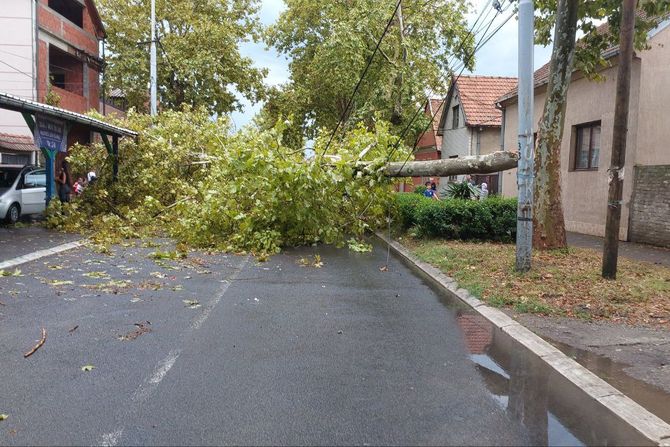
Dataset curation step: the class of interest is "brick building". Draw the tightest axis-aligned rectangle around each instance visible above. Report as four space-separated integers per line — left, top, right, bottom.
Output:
0 0 106 166
401 98 444 191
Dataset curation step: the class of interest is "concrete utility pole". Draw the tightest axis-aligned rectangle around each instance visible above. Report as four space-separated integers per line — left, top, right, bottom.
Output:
516 0 535 272
602 0 636 279
150 0 158 116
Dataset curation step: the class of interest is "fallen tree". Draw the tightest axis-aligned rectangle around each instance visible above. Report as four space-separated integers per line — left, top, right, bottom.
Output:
384 151 518 177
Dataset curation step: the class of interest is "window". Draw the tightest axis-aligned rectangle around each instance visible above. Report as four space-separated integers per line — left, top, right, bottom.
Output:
1 153 30 166
48 0 83 28
574 122 601 170
452 105 460 129
23 170 46 189
49 46 84 95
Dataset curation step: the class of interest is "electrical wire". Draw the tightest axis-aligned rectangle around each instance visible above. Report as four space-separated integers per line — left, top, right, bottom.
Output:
318 0 402 160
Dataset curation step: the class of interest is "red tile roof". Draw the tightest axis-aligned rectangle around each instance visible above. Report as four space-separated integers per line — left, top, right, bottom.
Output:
0 132 37 153
455 76 518 127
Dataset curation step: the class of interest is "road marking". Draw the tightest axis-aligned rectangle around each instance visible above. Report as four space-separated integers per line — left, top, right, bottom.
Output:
101 255 249 444
191 256 248 330
0 240 83 270
100 428 123 446
149 349 181 385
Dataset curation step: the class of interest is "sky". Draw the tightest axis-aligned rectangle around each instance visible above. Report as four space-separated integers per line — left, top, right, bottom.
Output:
230 0 554 129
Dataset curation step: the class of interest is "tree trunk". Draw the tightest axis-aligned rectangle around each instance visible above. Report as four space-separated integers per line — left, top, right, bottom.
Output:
532 0 579 250
385 151 518 177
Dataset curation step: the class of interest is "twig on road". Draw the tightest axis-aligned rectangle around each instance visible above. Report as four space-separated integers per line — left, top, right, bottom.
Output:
24 327 47 358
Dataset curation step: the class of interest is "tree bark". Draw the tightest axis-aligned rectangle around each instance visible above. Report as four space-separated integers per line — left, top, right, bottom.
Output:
385 151 518 177
602 0 636 279
532 0 579 250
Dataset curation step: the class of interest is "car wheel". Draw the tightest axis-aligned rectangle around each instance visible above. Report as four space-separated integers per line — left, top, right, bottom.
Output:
5 203 20 224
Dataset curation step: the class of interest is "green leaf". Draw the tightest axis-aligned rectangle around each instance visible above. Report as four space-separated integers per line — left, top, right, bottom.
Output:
81 365 95 372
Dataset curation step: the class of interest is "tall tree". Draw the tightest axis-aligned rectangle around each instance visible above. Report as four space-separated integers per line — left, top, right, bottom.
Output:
98 0 267 115
263 0 473 143
532 0 670 250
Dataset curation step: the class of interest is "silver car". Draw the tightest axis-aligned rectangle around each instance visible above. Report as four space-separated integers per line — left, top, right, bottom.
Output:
0 166 47 224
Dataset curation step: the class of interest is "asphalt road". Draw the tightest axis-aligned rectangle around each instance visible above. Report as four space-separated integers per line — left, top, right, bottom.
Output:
0 223 80 263
0 237 541 446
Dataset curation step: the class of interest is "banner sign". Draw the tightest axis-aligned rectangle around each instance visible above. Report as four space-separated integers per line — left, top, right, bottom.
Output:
34 114 67 153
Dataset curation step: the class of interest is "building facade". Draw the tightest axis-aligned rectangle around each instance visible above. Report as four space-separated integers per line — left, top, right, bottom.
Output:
437 76 517 194
0 0 105 165
497 19 670 247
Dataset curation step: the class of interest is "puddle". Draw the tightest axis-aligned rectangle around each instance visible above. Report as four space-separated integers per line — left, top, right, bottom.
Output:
402 255 659 446
546 338 670 425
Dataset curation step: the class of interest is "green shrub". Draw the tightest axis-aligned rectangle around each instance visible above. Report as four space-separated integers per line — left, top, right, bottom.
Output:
394 193 517 242
413 185 427 194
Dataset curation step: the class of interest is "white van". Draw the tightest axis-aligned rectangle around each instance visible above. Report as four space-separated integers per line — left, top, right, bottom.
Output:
0 165 47 224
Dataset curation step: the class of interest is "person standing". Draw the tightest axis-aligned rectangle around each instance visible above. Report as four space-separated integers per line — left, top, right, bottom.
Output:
423 181 439 200
56 163 71 203
480 182 489 200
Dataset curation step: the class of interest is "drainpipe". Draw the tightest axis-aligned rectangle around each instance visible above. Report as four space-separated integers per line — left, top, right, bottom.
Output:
102 38 106 116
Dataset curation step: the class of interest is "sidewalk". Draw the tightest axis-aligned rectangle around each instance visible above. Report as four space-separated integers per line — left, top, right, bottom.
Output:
567 232 670 267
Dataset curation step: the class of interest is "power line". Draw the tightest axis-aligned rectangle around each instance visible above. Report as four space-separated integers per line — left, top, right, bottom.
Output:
318 0 402 160
390 0 509 175
0 60 33 79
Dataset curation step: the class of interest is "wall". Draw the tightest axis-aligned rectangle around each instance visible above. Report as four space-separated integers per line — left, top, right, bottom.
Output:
629 165 670 247
0 0 36 136
634 24 670 166
501 59 642 240
470 127 500 156
440 94 471 185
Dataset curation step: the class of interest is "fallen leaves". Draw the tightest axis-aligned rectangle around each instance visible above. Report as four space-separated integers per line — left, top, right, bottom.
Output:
48 279 73 287
119 322 152 341
183 299 201 309
0 414 8 421
81 365 95 372
0 269 23 277
298 255 324 268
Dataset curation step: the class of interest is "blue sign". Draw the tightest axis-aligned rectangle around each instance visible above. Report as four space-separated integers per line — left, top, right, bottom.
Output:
34 115 67 152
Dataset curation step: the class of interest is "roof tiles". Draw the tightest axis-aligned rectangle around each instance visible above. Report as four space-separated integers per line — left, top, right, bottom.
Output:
455 76 518 126
0 132 37 153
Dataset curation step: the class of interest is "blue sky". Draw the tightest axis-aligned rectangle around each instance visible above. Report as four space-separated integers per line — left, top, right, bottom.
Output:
230 0 553 128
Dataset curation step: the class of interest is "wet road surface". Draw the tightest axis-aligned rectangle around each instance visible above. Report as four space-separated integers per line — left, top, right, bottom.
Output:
0 238 652 445
0 224 80 263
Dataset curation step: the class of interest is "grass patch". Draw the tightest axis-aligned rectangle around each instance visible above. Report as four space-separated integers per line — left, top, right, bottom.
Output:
400 236 670 325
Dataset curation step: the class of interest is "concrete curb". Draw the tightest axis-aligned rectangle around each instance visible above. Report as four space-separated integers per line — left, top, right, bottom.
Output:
376 232 670 446
0 240 84 270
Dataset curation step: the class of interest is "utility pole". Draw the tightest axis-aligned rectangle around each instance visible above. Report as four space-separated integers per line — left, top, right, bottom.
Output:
602 0 636 279
150 0 157 116
516 0 534 272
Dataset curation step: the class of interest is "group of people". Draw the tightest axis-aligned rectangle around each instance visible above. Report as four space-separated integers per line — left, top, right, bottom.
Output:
422 175 490 201
55 161 96 203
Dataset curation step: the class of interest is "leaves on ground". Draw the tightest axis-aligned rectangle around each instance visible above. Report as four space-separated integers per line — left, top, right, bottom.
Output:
347 239 373 253
183 299 201 309
118 322 151 341
83 271 111 279
81 365 95 372
298 255 323 268
0 414 8 421
405 238 670 326
0 269 23 277
48 279 74 287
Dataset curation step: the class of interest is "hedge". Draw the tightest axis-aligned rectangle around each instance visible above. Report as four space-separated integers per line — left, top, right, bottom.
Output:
394 193 517 242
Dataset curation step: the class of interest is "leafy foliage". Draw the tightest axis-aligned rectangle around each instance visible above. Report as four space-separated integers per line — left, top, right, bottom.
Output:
49 108 409 256
98 0 267 115
261 0 473 144
395 193 517 242
534 1 670 79
445 181 480 200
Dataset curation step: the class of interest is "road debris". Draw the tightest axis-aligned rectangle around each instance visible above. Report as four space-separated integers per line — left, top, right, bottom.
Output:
81 365 95 372
68 325 79 334
24 327 47 358
183 299 201 309
118 321 152 341
0 414 8 421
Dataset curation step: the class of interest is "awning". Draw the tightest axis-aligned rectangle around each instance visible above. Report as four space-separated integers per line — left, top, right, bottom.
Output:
0 92 137 138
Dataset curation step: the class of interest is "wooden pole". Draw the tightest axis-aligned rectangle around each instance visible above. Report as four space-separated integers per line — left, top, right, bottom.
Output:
602 0 636 279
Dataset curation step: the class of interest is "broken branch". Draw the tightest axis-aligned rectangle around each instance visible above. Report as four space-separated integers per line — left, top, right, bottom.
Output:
384 151 519 177
24 327 47 358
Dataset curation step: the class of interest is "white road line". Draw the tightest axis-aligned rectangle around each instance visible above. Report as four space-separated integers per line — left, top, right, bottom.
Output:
191 255 249 330
0 240 83 270
100 428 123 446
101 255 250 444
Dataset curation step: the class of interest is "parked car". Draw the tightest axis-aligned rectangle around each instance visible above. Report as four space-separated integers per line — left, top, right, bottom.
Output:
0 165 47 224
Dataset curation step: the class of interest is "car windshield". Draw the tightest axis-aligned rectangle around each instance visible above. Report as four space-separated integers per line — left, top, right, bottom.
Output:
0 168 21 189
